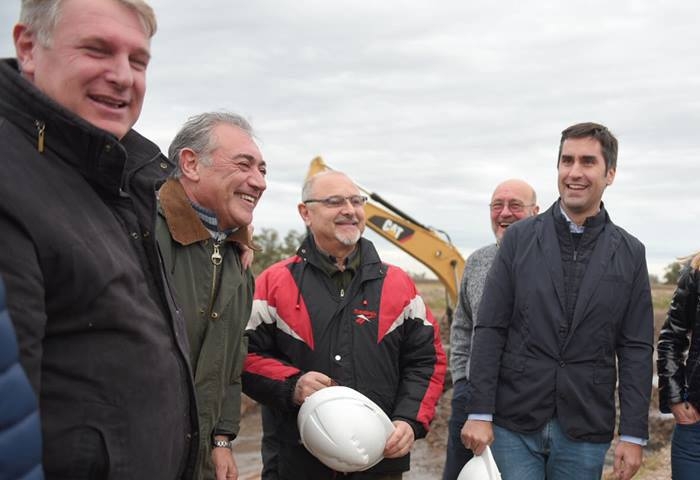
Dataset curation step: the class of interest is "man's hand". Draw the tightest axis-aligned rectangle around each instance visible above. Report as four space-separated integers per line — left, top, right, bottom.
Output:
612 441 642 480
383 420 415 459
460 419 494 455
239 244 254 270
293 371 334 405
212 438 238 480
238 225 255 270
671 401 700 425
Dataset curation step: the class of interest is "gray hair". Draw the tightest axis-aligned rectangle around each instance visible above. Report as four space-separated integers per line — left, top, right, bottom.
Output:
168 111 254 179
20 0 157 46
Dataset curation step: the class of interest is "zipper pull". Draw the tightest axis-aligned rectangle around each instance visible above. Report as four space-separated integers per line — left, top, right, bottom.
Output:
340 288 345 298
211 242 223 265
35 120 45 153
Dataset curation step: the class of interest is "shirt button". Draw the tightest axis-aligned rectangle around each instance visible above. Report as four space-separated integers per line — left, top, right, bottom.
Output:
130 231 140 240
160 161 169 170
211 312 219 319
559 361 565 367
334 355 341 361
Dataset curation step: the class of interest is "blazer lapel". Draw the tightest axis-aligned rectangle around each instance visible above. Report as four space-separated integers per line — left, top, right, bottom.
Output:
537 212 566 314
565 223 621 348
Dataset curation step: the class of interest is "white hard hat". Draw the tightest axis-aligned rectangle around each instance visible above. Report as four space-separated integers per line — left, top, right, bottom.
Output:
457 446 502 480
297 385 395 472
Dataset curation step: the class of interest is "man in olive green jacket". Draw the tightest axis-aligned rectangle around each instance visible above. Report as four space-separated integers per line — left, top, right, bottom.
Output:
157 112 267 480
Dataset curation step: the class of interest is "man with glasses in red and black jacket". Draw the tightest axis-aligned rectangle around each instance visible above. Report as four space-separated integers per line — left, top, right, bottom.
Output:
243 170 446 480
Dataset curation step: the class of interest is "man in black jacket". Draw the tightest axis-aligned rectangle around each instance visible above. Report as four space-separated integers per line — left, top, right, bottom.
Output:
243 171 446 479
0 1 197 478
461 123 654 480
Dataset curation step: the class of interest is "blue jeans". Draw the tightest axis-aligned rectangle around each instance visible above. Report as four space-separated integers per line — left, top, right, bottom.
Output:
442 379 474 480
491 419 610 480
672 420 700 480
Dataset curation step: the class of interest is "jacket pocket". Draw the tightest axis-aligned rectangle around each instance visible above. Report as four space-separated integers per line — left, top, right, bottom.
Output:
501 352 525 373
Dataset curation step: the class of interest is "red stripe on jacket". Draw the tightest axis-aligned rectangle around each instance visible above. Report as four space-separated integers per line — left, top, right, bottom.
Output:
254 257 315 350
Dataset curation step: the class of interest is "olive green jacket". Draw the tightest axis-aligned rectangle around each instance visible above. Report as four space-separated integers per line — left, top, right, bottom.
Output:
156 179 254 479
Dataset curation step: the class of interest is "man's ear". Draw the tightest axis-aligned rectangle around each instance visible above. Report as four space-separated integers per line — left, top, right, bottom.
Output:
298 203 312 227
606 167 616 186
179 148 200 181
13 24 38 79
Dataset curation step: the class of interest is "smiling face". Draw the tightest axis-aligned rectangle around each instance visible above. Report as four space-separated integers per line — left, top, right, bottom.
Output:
557 136 615 225
14 0 151 139
298 172 366 255
489 179 539 242
183 123 266 230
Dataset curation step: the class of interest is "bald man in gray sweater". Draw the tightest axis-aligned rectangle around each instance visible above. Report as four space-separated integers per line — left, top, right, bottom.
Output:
442 179 538 480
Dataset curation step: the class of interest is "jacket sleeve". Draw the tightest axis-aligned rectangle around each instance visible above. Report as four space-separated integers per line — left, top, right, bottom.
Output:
449 261 473 383
466 235 515 414
215 269 255 439
215 313 251 440
657 264 697 413
616 245 654 438
241 269 302 412
391 271 447 438
0 212 46 394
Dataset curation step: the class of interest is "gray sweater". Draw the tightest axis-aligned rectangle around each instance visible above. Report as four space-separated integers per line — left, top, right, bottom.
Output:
449 243 498 382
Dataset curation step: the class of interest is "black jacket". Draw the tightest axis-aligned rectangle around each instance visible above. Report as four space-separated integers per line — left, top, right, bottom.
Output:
243 236 446 476
0 58 198 478
657 263 700 413
467 202 654 442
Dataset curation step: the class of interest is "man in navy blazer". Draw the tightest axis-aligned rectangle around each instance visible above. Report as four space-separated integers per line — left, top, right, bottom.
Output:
461 122 653 480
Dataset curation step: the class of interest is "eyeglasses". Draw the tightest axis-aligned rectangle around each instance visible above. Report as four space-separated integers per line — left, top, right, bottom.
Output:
489 201 534 214
304 195 368 208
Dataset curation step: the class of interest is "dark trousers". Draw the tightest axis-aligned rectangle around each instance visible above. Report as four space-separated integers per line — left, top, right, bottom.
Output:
672 420 700 480
442 379 474 480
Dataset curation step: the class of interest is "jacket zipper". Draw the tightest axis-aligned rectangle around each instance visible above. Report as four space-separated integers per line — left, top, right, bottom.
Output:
35 120 45 153
208 240 223 316
569 230 578 262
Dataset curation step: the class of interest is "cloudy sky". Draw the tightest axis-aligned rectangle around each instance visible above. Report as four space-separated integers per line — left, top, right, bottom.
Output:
2 0 698 279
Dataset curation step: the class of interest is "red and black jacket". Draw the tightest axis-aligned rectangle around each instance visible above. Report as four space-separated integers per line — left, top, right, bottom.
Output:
242 236 446 474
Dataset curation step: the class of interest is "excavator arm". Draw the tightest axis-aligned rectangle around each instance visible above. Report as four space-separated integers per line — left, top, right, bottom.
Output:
306 157 465 323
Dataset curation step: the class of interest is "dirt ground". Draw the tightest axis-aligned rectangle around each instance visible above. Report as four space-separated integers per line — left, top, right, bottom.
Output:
234 281 677 479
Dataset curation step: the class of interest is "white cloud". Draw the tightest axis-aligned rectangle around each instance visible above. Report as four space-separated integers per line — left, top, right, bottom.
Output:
2 0 698 279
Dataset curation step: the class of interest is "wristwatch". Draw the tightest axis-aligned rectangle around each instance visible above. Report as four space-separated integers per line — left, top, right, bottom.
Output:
212 439 233 449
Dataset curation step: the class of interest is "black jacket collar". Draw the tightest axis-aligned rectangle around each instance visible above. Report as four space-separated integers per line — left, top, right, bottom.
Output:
0 58 162 197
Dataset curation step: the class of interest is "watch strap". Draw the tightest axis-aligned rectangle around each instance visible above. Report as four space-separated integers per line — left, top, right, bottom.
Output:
212 439 233 449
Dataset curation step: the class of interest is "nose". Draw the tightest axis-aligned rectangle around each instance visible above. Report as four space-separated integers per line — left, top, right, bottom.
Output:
568 160 584 177
105 54 134 88
249 168 267 192
338 197 357 214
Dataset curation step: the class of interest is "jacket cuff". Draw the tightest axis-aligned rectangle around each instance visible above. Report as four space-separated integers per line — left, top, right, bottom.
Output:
212 428 237 441
392 417 426 439
284 373 303 411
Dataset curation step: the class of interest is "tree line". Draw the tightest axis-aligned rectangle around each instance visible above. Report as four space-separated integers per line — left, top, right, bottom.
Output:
251 228 687 286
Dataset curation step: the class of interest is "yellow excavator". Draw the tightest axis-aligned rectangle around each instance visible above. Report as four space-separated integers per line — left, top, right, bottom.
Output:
305 156 465 325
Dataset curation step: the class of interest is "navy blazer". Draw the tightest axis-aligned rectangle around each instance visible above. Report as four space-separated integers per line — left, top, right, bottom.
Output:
0 278 43 480
467 202 653 442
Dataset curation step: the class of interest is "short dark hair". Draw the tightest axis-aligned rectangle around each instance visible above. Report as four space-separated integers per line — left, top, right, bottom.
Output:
557 122 618 172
